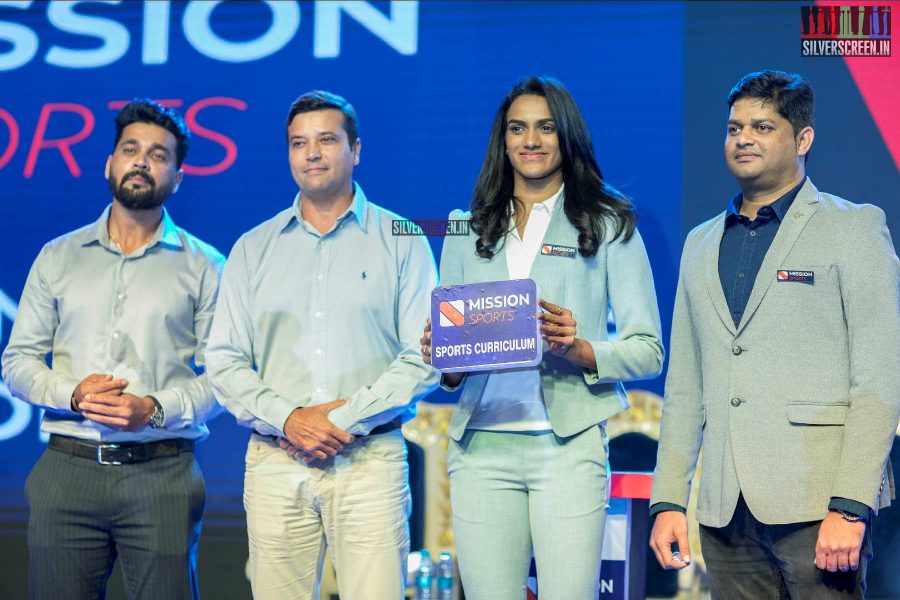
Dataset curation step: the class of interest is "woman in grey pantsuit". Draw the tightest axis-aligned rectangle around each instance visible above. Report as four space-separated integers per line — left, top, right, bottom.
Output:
420 76 664 600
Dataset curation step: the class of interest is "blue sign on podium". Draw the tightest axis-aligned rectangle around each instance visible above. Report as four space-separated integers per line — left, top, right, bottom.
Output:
430 279 542 373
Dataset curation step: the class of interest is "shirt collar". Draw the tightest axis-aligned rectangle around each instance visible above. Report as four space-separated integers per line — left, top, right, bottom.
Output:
157 209 183 247
508 183 564 217
79 205 182 250
538 184 563 214
283 182 369 234
507 184 563 241
726 178 806 223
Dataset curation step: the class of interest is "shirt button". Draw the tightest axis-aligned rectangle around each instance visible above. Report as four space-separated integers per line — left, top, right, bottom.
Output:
112 331 120 339
731 397 742 407
738 272 745 279
732 346 743 356
749 230 758 237
316 386 323 393
317 274 324 281
315 311 322 318
117 293 124 300
314 348 322 355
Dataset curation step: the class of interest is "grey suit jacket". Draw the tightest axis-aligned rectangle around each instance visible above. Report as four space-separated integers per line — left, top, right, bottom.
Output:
651 179 900 527
440 199 664 441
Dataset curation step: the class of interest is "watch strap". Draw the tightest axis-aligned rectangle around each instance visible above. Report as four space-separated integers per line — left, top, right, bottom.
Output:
832 508 867 523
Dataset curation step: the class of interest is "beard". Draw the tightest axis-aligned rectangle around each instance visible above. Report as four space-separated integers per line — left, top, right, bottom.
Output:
109 170 174 210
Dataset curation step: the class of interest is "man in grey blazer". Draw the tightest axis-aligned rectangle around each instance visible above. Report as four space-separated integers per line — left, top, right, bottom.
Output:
649 70 900 598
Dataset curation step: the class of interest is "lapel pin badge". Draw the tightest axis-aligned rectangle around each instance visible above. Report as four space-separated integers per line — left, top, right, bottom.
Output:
777 270 814 284
540 244 577 259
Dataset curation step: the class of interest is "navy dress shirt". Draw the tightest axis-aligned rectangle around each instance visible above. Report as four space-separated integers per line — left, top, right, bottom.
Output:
718 182 803 326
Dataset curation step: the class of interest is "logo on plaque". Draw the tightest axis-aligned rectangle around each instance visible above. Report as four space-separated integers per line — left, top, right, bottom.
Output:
438 300 465 327
431 279 542 373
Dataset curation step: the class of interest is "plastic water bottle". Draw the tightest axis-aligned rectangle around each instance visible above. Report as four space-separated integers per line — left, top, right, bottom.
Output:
415 549 434 600
436 551 453 600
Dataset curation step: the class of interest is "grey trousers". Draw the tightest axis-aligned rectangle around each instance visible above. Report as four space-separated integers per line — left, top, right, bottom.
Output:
700 494 872 600
448 425 610 600
25 443 205 600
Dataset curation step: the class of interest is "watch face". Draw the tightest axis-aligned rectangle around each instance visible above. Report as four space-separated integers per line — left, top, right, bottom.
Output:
150 408 164 428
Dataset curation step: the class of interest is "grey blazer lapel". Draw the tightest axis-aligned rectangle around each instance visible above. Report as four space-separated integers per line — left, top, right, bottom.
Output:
703 214 737 335
736 180 820 336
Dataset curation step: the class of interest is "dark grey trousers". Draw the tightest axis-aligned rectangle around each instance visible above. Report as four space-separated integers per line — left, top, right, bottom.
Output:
25 444 205 600
700 495 872 600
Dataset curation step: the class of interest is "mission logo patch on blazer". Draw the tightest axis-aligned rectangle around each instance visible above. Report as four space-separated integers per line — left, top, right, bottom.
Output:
776 270 814 284
541 244 577 258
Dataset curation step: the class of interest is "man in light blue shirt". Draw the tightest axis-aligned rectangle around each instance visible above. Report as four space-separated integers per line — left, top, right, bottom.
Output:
1 99 224 600
206 90 438 600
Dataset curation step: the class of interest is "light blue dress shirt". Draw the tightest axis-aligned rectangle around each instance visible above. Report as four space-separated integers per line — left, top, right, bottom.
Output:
206 183 439 437
1 206 225 442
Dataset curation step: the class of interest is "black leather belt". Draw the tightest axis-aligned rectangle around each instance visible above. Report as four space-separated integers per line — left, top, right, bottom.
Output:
366 417 402 436
48 434 194 465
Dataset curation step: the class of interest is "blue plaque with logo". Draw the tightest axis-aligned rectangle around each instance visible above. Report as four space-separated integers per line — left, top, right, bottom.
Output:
431 278 542 372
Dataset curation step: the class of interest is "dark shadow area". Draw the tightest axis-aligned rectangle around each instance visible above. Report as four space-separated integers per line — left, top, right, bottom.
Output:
609 432 679 598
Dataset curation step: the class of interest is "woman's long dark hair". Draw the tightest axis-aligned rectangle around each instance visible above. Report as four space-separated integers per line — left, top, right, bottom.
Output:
470 76 636 259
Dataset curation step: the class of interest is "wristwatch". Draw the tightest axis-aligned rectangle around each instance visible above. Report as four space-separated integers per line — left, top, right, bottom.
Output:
147 395 165 429
832 508 867 523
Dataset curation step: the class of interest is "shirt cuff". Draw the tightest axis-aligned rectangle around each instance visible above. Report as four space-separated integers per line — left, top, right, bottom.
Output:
650 502 687 519
273 402 301 439
59 376 83 413
828 497 871 520
148 389 181 428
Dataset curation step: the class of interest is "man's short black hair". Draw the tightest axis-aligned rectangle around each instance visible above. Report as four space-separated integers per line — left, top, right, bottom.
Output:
113 99 190 168
727 70 815 135
285 91 359 146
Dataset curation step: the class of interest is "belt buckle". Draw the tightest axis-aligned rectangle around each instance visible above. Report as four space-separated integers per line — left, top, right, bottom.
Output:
97 444 123 465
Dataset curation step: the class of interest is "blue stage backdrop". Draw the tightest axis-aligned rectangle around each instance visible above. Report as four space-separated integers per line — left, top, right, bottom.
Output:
0 0 688 525
0 0 897 577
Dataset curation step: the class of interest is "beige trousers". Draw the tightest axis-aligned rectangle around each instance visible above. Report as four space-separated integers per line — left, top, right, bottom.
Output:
244 430 411 600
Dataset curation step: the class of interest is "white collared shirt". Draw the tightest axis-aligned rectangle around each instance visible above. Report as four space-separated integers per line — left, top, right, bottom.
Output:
467 185 564 432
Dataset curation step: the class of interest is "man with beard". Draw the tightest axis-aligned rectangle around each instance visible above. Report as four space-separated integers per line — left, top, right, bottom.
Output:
2 99 224 600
